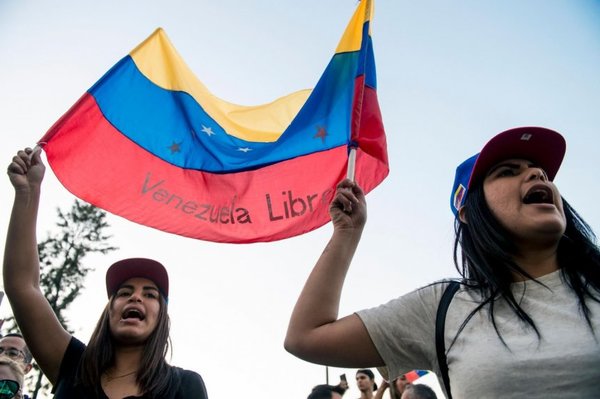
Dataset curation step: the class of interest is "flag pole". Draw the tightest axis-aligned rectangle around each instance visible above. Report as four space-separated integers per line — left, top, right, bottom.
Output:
27 144 43 160
346 147 357 181
346 0 370 183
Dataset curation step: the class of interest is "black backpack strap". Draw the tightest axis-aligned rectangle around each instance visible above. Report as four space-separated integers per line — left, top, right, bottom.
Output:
435 281 460 399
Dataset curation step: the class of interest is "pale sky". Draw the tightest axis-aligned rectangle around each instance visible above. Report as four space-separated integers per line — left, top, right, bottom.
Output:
1 1 600 398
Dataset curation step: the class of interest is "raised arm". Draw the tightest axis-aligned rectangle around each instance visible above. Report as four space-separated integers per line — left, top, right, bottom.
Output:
374 379 390 399
284 179 383 367
3 148 71 384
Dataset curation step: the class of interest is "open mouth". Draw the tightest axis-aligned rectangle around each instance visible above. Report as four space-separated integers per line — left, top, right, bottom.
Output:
122 308 145 321
523 185 554 205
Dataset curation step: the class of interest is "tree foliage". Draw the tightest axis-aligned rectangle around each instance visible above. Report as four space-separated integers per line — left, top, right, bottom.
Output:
4 200 117 398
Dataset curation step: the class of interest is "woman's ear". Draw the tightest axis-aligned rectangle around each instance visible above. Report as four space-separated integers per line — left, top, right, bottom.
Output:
458 206 468 224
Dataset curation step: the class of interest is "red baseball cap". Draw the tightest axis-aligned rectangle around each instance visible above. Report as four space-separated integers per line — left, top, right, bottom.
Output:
451 127 566 215
106 258 169 299
468 126 565 188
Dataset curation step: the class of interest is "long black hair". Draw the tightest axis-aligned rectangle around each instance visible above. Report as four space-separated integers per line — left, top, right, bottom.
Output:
453 182 600 343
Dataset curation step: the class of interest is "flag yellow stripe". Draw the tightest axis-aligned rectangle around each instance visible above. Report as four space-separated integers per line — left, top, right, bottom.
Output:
130 28 310 142
335 0 371 53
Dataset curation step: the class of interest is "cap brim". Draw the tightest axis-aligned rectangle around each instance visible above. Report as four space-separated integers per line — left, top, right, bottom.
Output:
106 258 169 299
468 126 566 188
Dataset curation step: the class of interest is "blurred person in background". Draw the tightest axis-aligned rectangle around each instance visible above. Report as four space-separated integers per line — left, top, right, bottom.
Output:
308 384 346 399
355 369 377 399
0 357 24 399
401 384 437 399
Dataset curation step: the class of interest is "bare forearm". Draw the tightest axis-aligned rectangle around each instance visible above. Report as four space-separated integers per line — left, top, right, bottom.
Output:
374 383 389 399
4 148 70 383
285 228 366 360
285 179 381 366
3 188 42 296
290 229 363 328
3 187 70 384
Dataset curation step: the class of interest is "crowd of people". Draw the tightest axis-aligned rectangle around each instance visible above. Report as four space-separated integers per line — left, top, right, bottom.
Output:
306 368 437 399
2 126 600 398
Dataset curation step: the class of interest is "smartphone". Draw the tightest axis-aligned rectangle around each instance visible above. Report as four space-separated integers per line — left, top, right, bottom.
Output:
340 374 347 382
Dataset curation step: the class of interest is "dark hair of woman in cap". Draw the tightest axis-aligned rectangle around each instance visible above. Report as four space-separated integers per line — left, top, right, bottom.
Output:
4 149 208 398
454 171 600 342
285 127 600 398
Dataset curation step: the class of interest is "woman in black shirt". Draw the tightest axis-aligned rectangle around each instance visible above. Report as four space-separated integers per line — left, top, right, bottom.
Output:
4 148 208 398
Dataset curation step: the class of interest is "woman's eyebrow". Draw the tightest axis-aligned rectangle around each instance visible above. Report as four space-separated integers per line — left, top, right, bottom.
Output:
117 284 158 291
487 162 521 175
487 160 540 176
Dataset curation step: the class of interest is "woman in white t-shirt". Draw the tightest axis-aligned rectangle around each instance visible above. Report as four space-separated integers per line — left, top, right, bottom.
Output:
285 127 600 399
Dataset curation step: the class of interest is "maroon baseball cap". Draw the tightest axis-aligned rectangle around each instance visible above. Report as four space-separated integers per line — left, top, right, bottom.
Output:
106 258 169 299
451 127 566 215
469 126 565 187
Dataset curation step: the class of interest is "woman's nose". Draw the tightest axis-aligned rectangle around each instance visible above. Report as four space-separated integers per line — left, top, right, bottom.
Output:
527 167 548 182
128 292 143 302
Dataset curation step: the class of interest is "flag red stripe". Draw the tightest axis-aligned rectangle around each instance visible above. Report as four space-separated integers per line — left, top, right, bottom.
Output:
356 84 388 166
43 93 386 243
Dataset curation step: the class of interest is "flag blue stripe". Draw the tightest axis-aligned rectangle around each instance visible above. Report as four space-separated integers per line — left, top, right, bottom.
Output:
89 52 359 173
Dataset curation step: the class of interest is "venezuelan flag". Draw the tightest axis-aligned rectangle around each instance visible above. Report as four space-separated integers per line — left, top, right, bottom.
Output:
40 0 388 243
404 370 430 383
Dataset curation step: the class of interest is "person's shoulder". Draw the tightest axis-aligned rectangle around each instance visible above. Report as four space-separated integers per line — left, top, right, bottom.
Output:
68 335 86 351
414 278 462 297
172 366 208 398
54 335 84 390
175 366 203 380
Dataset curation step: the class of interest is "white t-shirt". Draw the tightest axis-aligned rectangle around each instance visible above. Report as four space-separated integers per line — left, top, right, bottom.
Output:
357 270 600 399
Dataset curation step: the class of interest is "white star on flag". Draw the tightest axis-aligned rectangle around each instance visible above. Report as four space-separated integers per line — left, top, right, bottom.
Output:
200 125 215 136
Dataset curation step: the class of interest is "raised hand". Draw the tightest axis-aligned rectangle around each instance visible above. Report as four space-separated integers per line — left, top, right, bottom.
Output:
7 147 45 191
329 178 367 231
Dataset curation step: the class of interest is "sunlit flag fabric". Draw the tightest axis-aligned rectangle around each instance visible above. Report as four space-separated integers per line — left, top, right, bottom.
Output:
39 0 388 243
